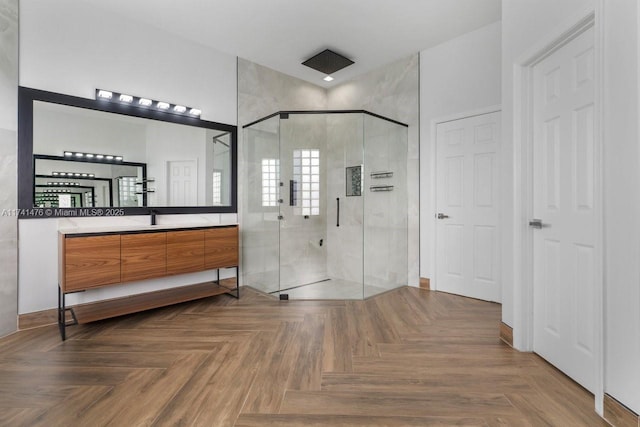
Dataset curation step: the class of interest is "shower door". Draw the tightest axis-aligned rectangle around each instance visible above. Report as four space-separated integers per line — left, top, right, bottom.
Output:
277 114 330 294
276 113 366 299
243 111 404 300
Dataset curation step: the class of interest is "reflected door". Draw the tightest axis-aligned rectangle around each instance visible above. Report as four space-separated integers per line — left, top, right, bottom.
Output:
435 111 501 302
167 160 197 205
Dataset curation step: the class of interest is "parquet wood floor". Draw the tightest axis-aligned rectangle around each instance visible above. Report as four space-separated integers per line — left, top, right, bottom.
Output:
0 287 607 426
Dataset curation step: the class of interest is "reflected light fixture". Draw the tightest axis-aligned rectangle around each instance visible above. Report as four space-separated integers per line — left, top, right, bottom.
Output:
323 75 334 82
97 90 113 100
95 89 202 117
61 151 123 163
52 172 96 178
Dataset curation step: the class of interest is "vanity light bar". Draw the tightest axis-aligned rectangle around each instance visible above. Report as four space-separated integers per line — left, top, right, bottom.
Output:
52 172 96 178
95 89 202 117
44 189 72 193
47 182 81 186
63 151 123 162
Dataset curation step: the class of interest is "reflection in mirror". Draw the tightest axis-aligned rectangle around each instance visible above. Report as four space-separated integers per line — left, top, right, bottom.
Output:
34 157 144 208
32 101 233 208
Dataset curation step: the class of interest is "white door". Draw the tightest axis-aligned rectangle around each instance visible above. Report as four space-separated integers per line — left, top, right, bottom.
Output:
435 111 501 302
531 26 597 393
167 160 198 206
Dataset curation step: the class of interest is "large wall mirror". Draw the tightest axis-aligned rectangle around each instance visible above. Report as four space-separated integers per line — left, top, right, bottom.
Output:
18 87 237 217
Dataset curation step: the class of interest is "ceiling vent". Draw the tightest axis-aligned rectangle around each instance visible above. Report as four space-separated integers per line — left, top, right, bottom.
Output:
302 49 354 75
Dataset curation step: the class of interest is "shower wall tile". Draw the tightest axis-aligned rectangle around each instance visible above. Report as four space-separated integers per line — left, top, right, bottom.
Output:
328 55 420 286
238 62 328 291
326 114 364 284
238 58 327 126
0 0 18 337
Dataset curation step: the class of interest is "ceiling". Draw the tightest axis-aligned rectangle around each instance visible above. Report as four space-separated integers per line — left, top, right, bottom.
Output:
88 0 501 87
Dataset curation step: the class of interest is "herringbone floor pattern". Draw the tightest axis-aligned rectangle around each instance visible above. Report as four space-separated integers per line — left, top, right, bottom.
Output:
0 287 606 426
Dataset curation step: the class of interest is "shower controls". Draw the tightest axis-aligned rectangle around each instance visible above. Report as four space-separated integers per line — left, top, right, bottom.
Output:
437 213 449 219
319 239 323 247
278 215 284 220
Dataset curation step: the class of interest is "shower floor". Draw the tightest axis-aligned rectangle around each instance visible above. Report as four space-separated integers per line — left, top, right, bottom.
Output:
271 278 391 300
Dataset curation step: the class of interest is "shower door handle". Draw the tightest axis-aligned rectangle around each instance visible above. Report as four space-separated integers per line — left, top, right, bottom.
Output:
336 197 340 227
289 180 297 206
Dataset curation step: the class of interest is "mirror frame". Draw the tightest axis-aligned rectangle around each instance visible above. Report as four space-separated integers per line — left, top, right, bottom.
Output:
18 86 237 218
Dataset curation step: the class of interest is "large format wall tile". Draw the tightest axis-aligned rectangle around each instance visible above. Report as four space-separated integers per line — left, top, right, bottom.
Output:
328 55 420 286
0 0 18 337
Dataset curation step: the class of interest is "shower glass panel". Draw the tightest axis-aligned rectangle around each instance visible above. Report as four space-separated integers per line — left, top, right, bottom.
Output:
242 111 406 300
242 115 280 294
363 114 408 297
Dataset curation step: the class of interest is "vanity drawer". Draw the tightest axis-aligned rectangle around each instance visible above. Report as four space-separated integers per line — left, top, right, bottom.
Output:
166 230 205 275
61 235 121 292
205 226 238 269
121 232 167 282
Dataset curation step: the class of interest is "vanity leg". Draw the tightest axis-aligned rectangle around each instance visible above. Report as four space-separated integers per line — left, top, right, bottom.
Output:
58 285 66 341
235 266 240 299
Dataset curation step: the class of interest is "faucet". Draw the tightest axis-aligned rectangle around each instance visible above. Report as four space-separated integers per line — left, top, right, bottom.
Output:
150 209 159 226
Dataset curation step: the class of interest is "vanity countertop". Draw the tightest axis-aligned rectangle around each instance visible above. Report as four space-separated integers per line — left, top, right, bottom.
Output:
59 223 238 236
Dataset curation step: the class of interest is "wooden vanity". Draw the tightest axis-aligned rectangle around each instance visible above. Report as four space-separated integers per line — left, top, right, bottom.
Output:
58 224 239 340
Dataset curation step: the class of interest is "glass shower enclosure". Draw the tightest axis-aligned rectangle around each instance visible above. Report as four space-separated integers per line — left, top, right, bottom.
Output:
242 111 407 300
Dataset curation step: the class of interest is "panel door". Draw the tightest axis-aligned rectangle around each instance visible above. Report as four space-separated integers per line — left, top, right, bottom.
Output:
121 232 167 282
435 111 501 302
532 26 597 393
166 230 205 275
167 160 198 206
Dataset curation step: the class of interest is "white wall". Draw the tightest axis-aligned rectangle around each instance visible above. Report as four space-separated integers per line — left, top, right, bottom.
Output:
502 0 640 415
419 21 502 283
19 0 236 125
603 0 640 414
18 0 239 315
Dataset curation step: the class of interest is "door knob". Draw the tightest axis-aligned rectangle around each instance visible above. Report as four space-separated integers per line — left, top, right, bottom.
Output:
528 219 543 229
437 213 449 219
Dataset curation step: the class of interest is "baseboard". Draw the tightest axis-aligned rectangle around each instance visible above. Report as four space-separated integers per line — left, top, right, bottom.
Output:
419 277 430 290
604 394 639 427
18 308 58 330
499 322 513 347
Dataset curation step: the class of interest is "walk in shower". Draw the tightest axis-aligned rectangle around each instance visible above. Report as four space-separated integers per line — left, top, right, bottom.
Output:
242 111 407 299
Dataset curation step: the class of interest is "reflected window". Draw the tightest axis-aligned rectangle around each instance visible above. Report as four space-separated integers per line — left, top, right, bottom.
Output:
118 176 138 207
293 149 320 216
212 170 222 205
262 158 279 207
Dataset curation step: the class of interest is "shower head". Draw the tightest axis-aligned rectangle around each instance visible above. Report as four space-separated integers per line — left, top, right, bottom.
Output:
302 49 354 75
